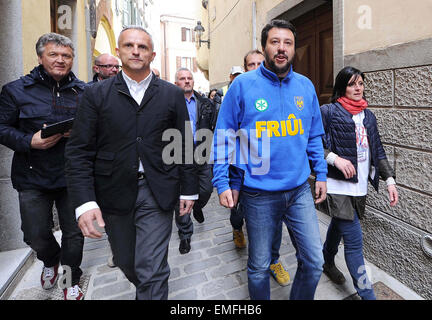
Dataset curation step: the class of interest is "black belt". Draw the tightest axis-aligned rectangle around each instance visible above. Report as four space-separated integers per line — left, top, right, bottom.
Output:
138 172 145 180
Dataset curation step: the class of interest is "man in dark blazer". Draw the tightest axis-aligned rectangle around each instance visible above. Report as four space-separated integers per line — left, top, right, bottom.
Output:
64 26 198 300
174 68 216 255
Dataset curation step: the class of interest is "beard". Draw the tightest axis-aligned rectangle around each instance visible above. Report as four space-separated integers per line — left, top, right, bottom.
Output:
264 50 294 76
99 73 112 80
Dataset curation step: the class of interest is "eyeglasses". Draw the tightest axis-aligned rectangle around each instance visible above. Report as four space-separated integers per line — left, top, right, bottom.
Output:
97 64 121 70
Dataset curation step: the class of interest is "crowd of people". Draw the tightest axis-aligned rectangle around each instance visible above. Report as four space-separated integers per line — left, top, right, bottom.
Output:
0 19 398 300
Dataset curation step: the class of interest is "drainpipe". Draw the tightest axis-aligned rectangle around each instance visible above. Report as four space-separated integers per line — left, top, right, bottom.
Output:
162 19 168 80
208 0 211 42
252 1 257 49
85 3 93 82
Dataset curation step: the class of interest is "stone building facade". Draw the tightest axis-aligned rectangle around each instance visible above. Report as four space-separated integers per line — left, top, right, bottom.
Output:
349 44 432 299
196 0 432 298
0 0 157 255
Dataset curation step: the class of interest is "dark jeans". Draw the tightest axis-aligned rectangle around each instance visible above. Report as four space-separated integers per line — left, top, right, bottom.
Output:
103 178 173 300
19 188 84 285
193 163 214 210
230 206 244 230
231 197 284 265
323 213 376 300
175 163 213 240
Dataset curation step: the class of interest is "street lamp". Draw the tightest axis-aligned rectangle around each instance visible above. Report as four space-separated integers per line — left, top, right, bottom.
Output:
194 21 210 49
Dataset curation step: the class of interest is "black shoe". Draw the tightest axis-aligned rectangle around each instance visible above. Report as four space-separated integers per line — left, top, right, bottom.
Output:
193 207 204 223
179 238 191 254
323 263 346 285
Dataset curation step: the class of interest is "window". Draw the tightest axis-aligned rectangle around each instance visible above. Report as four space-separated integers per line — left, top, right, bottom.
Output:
130 2 136 24
121 0 143 27
115 0 120 15
176 57 198 73
181 57 192 70
181 27 195 42
121 0 131 26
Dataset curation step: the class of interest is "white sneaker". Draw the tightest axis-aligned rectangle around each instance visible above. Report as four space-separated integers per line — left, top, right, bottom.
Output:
40 264 59 289
63 284 84 300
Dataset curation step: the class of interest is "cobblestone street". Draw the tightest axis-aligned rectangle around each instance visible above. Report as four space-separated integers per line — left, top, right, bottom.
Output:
9 190 422 300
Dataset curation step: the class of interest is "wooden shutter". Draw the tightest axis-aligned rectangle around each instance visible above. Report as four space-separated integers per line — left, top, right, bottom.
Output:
193 58 197 72
176 56 181 70
181 27 186 41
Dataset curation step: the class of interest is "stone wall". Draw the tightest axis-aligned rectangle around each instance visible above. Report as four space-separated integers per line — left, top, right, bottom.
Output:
0 0 27 252
357 63 432 299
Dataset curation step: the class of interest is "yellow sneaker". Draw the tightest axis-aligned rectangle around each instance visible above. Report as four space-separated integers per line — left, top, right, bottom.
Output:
270 262 290 286
233 229 246 248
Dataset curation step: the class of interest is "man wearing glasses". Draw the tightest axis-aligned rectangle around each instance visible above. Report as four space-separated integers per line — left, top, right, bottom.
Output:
89 53 121 84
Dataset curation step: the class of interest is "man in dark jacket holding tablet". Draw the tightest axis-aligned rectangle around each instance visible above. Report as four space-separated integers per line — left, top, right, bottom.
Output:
0 33 86 300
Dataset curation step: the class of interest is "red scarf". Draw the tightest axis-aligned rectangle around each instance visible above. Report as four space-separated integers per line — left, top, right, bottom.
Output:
337 97 368 115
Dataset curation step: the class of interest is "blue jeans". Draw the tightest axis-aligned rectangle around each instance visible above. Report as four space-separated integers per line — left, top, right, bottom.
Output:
240 181 323 300
323 214 376 300
231 204 283 264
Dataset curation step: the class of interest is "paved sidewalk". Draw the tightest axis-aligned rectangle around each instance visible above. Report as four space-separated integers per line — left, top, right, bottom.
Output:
9 190 424 300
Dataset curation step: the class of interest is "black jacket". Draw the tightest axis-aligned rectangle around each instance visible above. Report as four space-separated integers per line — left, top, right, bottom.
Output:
193 90 216 133
0 65 86 191
87 73 100 85
320 102 395 191
191 91 216 164
64 71 199 216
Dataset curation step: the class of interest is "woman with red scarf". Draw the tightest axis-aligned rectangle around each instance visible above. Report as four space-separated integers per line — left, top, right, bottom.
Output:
319 66 398 299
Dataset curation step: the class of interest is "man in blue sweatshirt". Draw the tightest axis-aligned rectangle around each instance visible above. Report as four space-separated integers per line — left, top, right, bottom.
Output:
212 20 327 300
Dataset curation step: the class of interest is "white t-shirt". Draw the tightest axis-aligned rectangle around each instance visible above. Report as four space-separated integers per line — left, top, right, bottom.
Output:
327 111 370 196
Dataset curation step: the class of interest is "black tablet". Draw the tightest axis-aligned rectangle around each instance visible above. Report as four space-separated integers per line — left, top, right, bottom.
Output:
41 118 74 138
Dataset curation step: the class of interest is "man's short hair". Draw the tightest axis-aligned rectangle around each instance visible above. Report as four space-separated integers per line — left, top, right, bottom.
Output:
94 53 118 65
94 55 102 65
260 19 297 50
175 67 193 82
35 33 75 57
243 49 264 71
118 25 154 50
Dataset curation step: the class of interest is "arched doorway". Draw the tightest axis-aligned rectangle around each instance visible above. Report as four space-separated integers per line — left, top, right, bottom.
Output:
94 15 117 58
